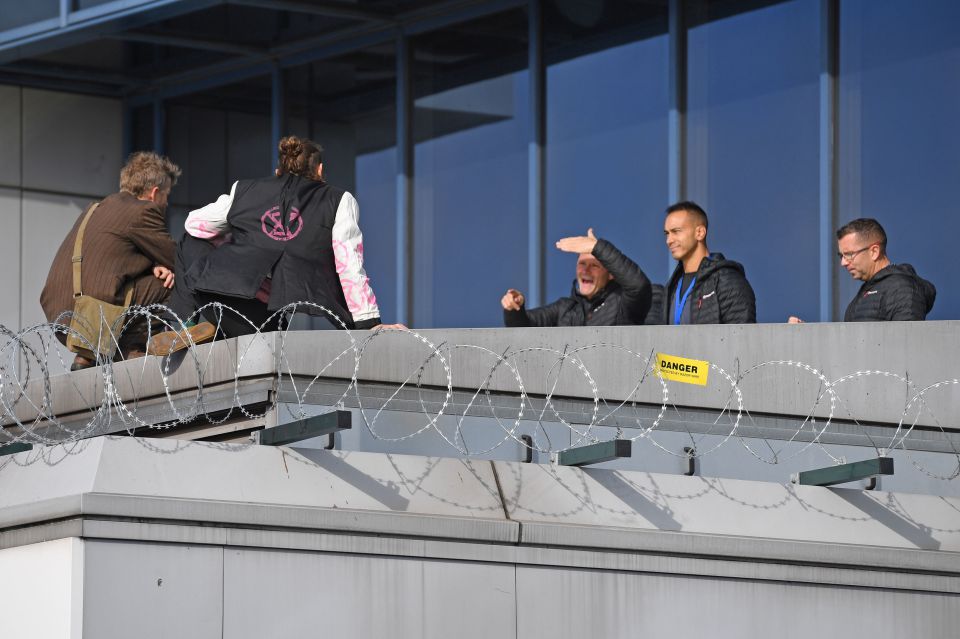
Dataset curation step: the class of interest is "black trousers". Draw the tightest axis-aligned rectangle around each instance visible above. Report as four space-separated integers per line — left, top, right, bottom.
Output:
168 234 285 338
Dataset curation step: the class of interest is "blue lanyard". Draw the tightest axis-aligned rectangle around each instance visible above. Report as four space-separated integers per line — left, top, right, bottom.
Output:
673 276 697 325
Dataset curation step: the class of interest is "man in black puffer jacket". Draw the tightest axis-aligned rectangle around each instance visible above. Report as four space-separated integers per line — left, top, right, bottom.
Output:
789 218 935 323
502 229 656 327
660 201 756 324
838 218 934 321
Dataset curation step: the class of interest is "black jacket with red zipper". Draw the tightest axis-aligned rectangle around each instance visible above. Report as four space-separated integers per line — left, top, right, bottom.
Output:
660 253 756 324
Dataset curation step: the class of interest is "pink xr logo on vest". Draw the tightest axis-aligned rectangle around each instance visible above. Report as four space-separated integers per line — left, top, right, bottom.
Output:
261 206 303 241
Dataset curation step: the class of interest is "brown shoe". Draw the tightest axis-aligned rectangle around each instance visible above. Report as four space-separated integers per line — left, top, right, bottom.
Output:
147 322 216 357
70 355 95 371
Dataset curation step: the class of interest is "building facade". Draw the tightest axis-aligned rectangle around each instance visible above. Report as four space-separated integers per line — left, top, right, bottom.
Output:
0 0 957 332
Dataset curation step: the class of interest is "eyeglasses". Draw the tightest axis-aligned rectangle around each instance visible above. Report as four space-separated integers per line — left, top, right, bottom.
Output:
837 244 875 261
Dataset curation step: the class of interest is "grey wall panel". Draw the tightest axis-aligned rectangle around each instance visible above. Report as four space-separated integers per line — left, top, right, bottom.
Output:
21 89 121 197
166 105 227 208
313 119 357 193
19 191 87 328
0 188 21 331
223 548 515 639
82 539 223 639
0 85 20 188
227 111 271 182
516 564 960 639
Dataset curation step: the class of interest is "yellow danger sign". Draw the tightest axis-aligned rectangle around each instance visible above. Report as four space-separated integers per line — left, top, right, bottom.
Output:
656 353 710 386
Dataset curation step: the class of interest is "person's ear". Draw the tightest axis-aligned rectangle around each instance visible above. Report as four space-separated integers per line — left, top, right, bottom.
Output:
316 163 324 181
146 186 160 202
696 225 706 241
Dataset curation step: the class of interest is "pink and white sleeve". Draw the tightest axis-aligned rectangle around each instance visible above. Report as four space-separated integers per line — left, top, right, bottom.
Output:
184 181 237 239
331 192 380 324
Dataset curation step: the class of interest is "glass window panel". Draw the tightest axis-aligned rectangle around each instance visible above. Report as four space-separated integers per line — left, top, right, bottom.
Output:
686 0 820 323
545 3 669 305
413 10 529 328
0 2 58 33
356 146 397 325
839 0 958 320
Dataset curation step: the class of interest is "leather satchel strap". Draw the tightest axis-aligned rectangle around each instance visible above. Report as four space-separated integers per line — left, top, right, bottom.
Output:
71 202 100 298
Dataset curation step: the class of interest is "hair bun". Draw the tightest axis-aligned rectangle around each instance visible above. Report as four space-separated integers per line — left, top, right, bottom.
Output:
278 136 303 159
275 135 324 180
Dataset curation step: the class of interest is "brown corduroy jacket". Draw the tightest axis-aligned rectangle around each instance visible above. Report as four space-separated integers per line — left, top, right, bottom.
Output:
40 191 176 323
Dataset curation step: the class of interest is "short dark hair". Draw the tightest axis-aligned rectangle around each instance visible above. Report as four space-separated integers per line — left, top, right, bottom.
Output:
836 218 887 253
666 201 708 231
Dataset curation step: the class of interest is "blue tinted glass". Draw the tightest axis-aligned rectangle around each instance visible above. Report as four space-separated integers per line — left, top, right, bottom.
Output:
356 148 398 324
546 35 670 304
0 2 59 32
413 71 530 328
686 0 820 323
839 0 958 319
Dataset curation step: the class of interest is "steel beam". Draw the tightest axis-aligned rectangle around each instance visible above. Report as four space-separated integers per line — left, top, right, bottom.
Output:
257 410 351 446
106 31 269 58
0 442 33 457
271 64 285 167
667 0 687 279
227 0 395 23
796 457 894 487
152 97 165 155
819 0 840 321
396 34 414 327
125 0 527 105
558 440 632 467
0 0 222 65
527 0 546 308
0 61 137 87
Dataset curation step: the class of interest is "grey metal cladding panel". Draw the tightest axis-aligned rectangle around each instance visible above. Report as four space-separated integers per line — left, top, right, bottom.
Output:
21 89 121 196
226 111 271 182
0 436 103 511
19 191 87 328
82 492 518 543
516 565 960 639
166 106 227 208
0 85 20 187
223 548 516 639
83 539 223 639
492 461 960 554
0 188 21 331
84 437 506 520
517 522 960 577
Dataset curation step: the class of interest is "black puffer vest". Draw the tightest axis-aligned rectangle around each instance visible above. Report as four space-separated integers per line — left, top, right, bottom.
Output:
187 174 354 327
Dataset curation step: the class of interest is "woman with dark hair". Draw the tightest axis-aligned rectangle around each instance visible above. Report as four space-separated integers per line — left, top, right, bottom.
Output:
151 136 389 353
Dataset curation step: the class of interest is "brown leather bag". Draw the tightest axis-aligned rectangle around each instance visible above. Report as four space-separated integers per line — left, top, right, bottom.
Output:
65 202 134 359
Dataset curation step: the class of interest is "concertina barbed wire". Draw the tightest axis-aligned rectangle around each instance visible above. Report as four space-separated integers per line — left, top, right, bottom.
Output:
0 301 957 480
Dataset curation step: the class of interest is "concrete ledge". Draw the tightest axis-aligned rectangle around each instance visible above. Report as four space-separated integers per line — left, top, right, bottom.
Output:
4 322 960 430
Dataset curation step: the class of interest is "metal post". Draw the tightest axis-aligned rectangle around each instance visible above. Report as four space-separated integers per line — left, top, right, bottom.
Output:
527 0 546 308
667 0 687 278
271 64 285 170
819 0 839 321
59 0 70 28
122 99 134 158
152 97 165 155
396 34 414 327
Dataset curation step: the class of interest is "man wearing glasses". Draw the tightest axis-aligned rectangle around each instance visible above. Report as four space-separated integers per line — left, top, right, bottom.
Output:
789 218 935 323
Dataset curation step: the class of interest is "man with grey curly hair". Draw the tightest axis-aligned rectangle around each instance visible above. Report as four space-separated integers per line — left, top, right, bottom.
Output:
41 151 183 370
